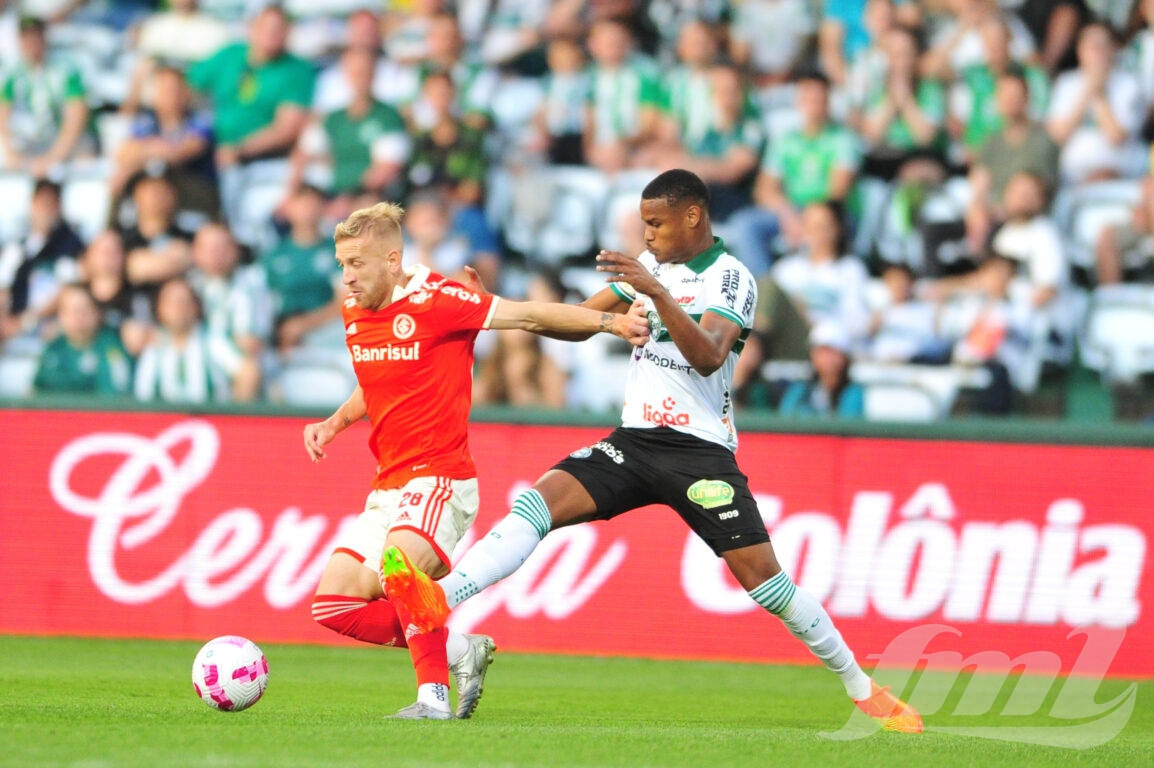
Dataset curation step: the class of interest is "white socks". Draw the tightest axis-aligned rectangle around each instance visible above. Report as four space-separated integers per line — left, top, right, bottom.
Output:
439 490 551 608
750 571 873 702
417 682 450 711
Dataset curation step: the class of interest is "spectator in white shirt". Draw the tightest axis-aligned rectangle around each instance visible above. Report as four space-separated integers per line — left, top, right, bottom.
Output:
771 200 871 343
1046 22 1147 184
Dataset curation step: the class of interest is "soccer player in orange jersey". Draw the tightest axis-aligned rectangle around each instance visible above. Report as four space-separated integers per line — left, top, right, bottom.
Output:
303 201 649 720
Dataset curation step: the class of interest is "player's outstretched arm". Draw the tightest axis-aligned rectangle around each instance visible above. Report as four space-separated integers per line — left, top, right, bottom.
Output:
597 249 741 376
530 288 634 341
490 297 650 345
303 385 367 463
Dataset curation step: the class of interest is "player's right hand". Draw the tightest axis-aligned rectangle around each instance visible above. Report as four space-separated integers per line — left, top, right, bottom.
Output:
616 300 651 346
303 421 336 463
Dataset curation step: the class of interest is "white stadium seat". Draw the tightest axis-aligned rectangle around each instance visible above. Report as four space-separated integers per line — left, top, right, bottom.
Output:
0 172 34 242
862 382 943 422
1052 180 1144 269
0 352 40 399
275 362 357 409
62 170 112 242
1080 286 1154 384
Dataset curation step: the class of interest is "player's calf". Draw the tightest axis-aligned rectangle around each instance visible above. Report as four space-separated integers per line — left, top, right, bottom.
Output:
311 594 407 647
380 546 449 632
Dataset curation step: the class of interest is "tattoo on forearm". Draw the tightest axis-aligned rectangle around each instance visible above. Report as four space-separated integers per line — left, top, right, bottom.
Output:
342 415 351 427
599 313 614 333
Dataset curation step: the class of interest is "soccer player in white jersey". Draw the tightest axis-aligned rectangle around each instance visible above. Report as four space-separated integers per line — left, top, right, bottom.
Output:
382 170 923 732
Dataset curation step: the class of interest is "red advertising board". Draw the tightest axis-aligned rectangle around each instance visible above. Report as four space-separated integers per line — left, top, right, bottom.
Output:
1 409 1150 677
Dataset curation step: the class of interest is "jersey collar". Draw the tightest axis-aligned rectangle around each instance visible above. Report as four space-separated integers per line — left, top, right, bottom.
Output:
390 264 432 302
683 237 726 274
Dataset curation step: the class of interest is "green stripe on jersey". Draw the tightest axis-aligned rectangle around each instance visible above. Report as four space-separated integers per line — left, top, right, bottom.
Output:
653 313 750 354
611 282 636 303
706 305 744 328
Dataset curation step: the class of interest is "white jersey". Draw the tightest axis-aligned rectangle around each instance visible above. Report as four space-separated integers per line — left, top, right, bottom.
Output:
611 239 756 451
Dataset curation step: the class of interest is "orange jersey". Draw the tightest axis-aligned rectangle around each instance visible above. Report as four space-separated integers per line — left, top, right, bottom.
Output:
343 266 498 490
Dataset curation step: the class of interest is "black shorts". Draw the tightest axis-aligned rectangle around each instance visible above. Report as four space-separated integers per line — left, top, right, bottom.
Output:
552 426 769 555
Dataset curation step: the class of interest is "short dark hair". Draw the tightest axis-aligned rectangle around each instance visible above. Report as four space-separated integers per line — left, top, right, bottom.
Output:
641 169 710 210
33 178 62 199
60 281 98 306
18 16 45 34
295 183 329 201
793 66 830 89
1000 62 1030 90
127 169 176 196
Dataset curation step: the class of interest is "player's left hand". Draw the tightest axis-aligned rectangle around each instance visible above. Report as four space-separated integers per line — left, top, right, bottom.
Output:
615 299 651 346
596 250 661 297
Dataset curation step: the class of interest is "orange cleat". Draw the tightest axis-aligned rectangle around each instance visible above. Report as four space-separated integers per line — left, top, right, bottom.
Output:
855 680 924 734
380 546 449 632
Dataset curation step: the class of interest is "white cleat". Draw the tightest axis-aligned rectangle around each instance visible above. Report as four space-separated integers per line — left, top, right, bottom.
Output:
387 701 453 720
450 634 497 719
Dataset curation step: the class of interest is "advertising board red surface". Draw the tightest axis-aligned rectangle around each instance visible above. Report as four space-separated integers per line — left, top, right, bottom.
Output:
1 409 1149 677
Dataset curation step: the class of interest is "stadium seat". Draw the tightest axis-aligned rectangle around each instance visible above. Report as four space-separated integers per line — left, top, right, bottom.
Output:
0 352 39 399
1080 286 1154 384
233 180 286 251
862 381 943 421
0 172 34 242
760 104 801 144
62 169 112 242
567 334 631 412
489 76 544 135
274 362 357 408
505 166 609 265
1052 179 1143 270
597 178 649 254
851 362 992 416
283 0 375 19
96 112 132 158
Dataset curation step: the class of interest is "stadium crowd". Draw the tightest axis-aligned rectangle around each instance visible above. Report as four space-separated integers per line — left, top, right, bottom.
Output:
1 0 1152 419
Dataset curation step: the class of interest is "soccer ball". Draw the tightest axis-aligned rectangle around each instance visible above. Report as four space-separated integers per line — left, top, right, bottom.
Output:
191 635 269 712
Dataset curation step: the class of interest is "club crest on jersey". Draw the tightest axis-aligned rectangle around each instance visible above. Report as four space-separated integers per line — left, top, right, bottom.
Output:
393 314 416 339
646 310 663 334
569 446 593 459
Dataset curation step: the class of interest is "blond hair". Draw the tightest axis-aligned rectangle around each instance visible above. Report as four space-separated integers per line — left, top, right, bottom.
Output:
334 201 405 244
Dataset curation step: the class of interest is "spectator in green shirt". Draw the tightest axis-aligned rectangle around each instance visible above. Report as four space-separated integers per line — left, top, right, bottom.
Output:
856 24 947 182
920 67 1059 277
289 48 409 224
407 71 488 209
584 16 664 174
259 185 342 354
0 17 89 178
187 5 315 233
34 283 133 397
187 5 313 163
948 17 1050 162
644 63 765 223
724 69 860 276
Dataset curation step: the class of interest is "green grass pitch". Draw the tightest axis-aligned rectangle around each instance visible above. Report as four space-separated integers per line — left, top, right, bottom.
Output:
1 636 1151 767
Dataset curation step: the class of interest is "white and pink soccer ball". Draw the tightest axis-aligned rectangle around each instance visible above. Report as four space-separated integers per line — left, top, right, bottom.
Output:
191 635 269 712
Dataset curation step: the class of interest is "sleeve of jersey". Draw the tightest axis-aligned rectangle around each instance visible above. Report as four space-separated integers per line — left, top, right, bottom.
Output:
435 280 498 330
609 252 654 303
704 261 757 330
